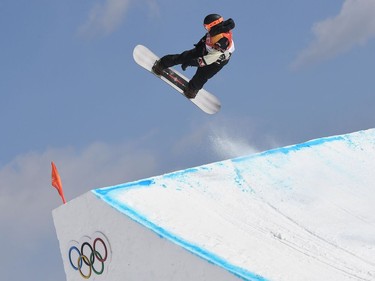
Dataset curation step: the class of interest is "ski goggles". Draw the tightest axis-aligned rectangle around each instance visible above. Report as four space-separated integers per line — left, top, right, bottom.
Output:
204 17 224 31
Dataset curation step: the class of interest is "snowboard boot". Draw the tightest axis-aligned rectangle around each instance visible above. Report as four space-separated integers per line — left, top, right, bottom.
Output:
184 85 199 99
152 59 166 76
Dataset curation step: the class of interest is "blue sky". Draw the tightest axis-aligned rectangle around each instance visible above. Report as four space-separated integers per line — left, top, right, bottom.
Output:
1 0 375 280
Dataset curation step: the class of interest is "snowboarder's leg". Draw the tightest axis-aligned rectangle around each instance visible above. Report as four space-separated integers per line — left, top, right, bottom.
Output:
152 48 200 75
185 60 228 98
162 48 200 67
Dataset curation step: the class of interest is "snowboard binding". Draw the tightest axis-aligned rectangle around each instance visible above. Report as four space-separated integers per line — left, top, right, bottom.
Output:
152 60 165 76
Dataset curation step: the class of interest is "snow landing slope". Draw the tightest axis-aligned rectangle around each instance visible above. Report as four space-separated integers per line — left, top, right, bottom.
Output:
93 129 375 281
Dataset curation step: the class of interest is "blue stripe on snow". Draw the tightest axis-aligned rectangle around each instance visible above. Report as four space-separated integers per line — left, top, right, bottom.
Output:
233 135 344 163
94 178 155 195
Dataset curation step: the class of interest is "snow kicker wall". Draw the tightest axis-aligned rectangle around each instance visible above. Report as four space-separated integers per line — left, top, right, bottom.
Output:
53 129 375 281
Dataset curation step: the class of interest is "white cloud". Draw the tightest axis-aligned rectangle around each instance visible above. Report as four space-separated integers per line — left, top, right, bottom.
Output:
292 0 375 69
78 0 132 37
0 141 158 241
78 0 160 37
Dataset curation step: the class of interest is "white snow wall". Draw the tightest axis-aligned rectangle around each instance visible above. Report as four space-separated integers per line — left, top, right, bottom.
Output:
53 129 375 281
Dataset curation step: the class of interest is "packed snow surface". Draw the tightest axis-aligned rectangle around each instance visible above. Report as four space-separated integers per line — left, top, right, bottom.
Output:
93 129 375 281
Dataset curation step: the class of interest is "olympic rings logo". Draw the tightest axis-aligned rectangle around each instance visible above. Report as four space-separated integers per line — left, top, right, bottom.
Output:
68 232 111 280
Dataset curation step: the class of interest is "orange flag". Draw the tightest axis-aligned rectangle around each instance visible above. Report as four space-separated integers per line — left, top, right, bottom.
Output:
51 162 66 204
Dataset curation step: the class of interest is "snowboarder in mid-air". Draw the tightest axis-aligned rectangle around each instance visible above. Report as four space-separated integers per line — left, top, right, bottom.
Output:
152 14 235 99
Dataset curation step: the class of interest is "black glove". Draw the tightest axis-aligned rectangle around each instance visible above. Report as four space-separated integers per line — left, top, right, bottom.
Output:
181 62 190 71
225 18 235 30
209 18 235 36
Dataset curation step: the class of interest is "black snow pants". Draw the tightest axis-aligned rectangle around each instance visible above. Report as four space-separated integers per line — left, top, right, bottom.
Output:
159 48 228 91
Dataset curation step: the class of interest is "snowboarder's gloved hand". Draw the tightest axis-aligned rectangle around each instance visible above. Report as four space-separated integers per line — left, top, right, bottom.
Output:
181 62 190 71
209 18 235 36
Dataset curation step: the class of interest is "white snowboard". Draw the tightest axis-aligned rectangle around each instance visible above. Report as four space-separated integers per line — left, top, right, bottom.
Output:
133 45 221 114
